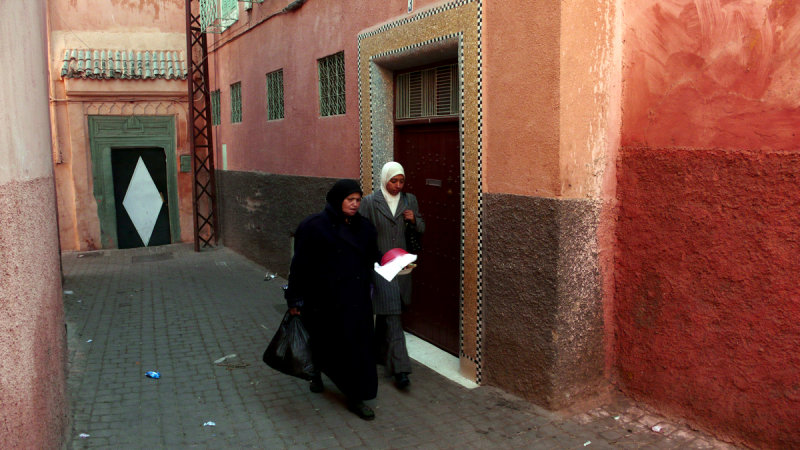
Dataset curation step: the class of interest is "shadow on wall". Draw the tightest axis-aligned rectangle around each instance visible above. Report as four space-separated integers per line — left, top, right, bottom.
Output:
217 171 339 275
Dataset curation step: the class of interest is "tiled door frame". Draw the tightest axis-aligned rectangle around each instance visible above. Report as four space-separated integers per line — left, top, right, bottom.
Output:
358 0 485 383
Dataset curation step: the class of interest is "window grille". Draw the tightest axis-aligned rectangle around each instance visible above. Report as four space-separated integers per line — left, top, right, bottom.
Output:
230 82 242 123
266 69 284 120
199 0 239 33
242 0 263 11
396 63 458 120
318 52 346 117
211 89 221 125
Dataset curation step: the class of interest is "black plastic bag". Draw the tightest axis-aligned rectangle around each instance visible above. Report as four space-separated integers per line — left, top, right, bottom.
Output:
262 311 316 380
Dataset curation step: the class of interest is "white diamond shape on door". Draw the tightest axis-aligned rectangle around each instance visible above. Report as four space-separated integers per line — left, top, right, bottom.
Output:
122 157 164 246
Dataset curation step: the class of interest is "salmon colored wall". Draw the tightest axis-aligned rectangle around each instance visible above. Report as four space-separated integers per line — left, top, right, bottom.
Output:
482 1 560 197
0 2 68 448
207 0 444 179
616 1 800 447
483 0 621 199
559 0 621 200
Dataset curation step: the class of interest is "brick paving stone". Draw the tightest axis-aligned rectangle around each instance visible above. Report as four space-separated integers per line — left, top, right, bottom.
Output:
63 244 743 449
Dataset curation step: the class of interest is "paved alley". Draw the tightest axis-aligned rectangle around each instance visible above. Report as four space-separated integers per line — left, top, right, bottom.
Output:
62 244 739 449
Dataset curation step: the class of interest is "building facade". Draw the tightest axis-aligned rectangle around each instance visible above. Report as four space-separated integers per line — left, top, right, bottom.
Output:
48 0 193 251
204 0 608 421
200 0 799 447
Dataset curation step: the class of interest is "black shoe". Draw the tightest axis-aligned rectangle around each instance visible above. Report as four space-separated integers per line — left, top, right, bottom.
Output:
309 376 324 393
394 372 410 390
347 401 375 421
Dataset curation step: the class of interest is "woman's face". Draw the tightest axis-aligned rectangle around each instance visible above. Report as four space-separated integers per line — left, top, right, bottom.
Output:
385 174 405 196
341 192 362 216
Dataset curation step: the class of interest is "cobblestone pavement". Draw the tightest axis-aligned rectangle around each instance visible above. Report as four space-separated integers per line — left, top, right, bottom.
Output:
62 244 741 449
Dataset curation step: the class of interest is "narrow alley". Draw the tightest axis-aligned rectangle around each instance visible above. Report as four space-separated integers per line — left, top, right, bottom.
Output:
63 244 736 449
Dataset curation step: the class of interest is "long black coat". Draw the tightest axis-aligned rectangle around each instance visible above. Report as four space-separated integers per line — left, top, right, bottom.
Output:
284 204 380 401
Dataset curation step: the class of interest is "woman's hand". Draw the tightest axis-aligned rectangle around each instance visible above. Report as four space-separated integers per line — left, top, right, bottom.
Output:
402 209 416 223
288 307 301 316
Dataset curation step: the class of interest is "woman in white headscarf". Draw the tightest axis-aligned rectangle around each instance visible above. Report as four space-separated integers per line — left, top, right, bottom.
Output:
359 161 425 389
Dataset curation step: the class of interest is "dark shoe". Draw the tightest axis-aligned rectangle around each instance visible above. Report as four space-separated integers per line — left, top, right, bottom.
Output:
347 401 375 421
309 376 324 393
394 372 410 390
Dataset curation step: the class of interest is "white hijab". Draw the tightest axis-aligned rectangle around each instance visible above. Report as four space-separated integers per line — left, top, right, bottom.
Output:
380 161 405 216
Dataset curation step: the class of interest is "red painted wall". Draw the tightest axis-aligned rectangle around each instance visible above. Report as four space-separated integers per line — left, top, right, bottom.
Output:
622 0 800 151
616 1 800 447
616 148 800 448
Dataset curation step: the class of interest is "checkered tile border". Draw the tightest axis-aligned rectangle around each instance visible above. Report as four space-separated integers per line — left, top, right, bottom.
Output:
357 0 485 384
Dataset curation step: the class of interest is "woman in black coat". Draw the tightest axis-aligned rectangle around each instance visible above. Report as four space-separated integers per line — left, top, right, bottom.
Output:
284 179 380 420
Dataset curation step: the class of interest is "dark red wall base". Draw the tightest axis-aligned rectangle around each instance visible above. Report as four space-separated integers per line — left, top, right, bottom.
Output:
615 147 800 448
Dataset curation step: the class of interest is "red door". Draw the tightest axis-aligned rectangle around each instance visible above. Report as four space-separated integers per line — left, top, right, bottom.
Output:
394 121 460 355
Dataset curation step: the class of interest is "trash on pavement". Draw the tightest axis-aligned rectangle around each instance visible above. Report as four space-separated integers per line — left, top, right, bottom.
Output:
652 425 663 432
214 353 249 369
78 433 90 438
264 272 277 281
583 441 591 446
64 290 74 295
145 371 161 379
203 421 216 427
214 354 237 364
87 339 92 343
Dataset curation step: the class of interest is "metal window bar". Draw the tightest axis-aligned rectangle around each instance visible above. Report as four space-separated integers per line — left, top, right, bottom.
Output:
211 90 221 125
396 63 457 119
198 0 238 33
318 52 345 116
436 64 457 115
230 82 242 123
185 0 219 250
266 69 284 120
241 0 263 11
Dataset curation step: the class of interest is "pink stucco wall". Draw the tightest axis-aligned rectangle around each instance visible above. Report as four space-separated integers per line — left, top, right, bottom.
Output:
616 1 800 447
0 1 68 448
207 0 442 178
49 0 185 32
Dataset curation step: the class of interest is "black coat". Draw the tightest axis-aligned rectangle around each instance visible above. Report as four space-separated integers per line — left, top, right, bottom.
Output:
285 204 380 401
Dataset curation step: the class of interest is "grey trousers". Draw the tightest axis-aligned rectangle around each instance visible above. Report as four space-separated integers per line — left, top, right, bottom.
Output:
374 314 412 376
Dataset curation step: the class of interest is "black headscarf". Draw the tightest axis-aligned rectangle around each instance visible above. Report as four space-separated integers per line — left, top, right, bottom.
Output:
325 179 363 210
